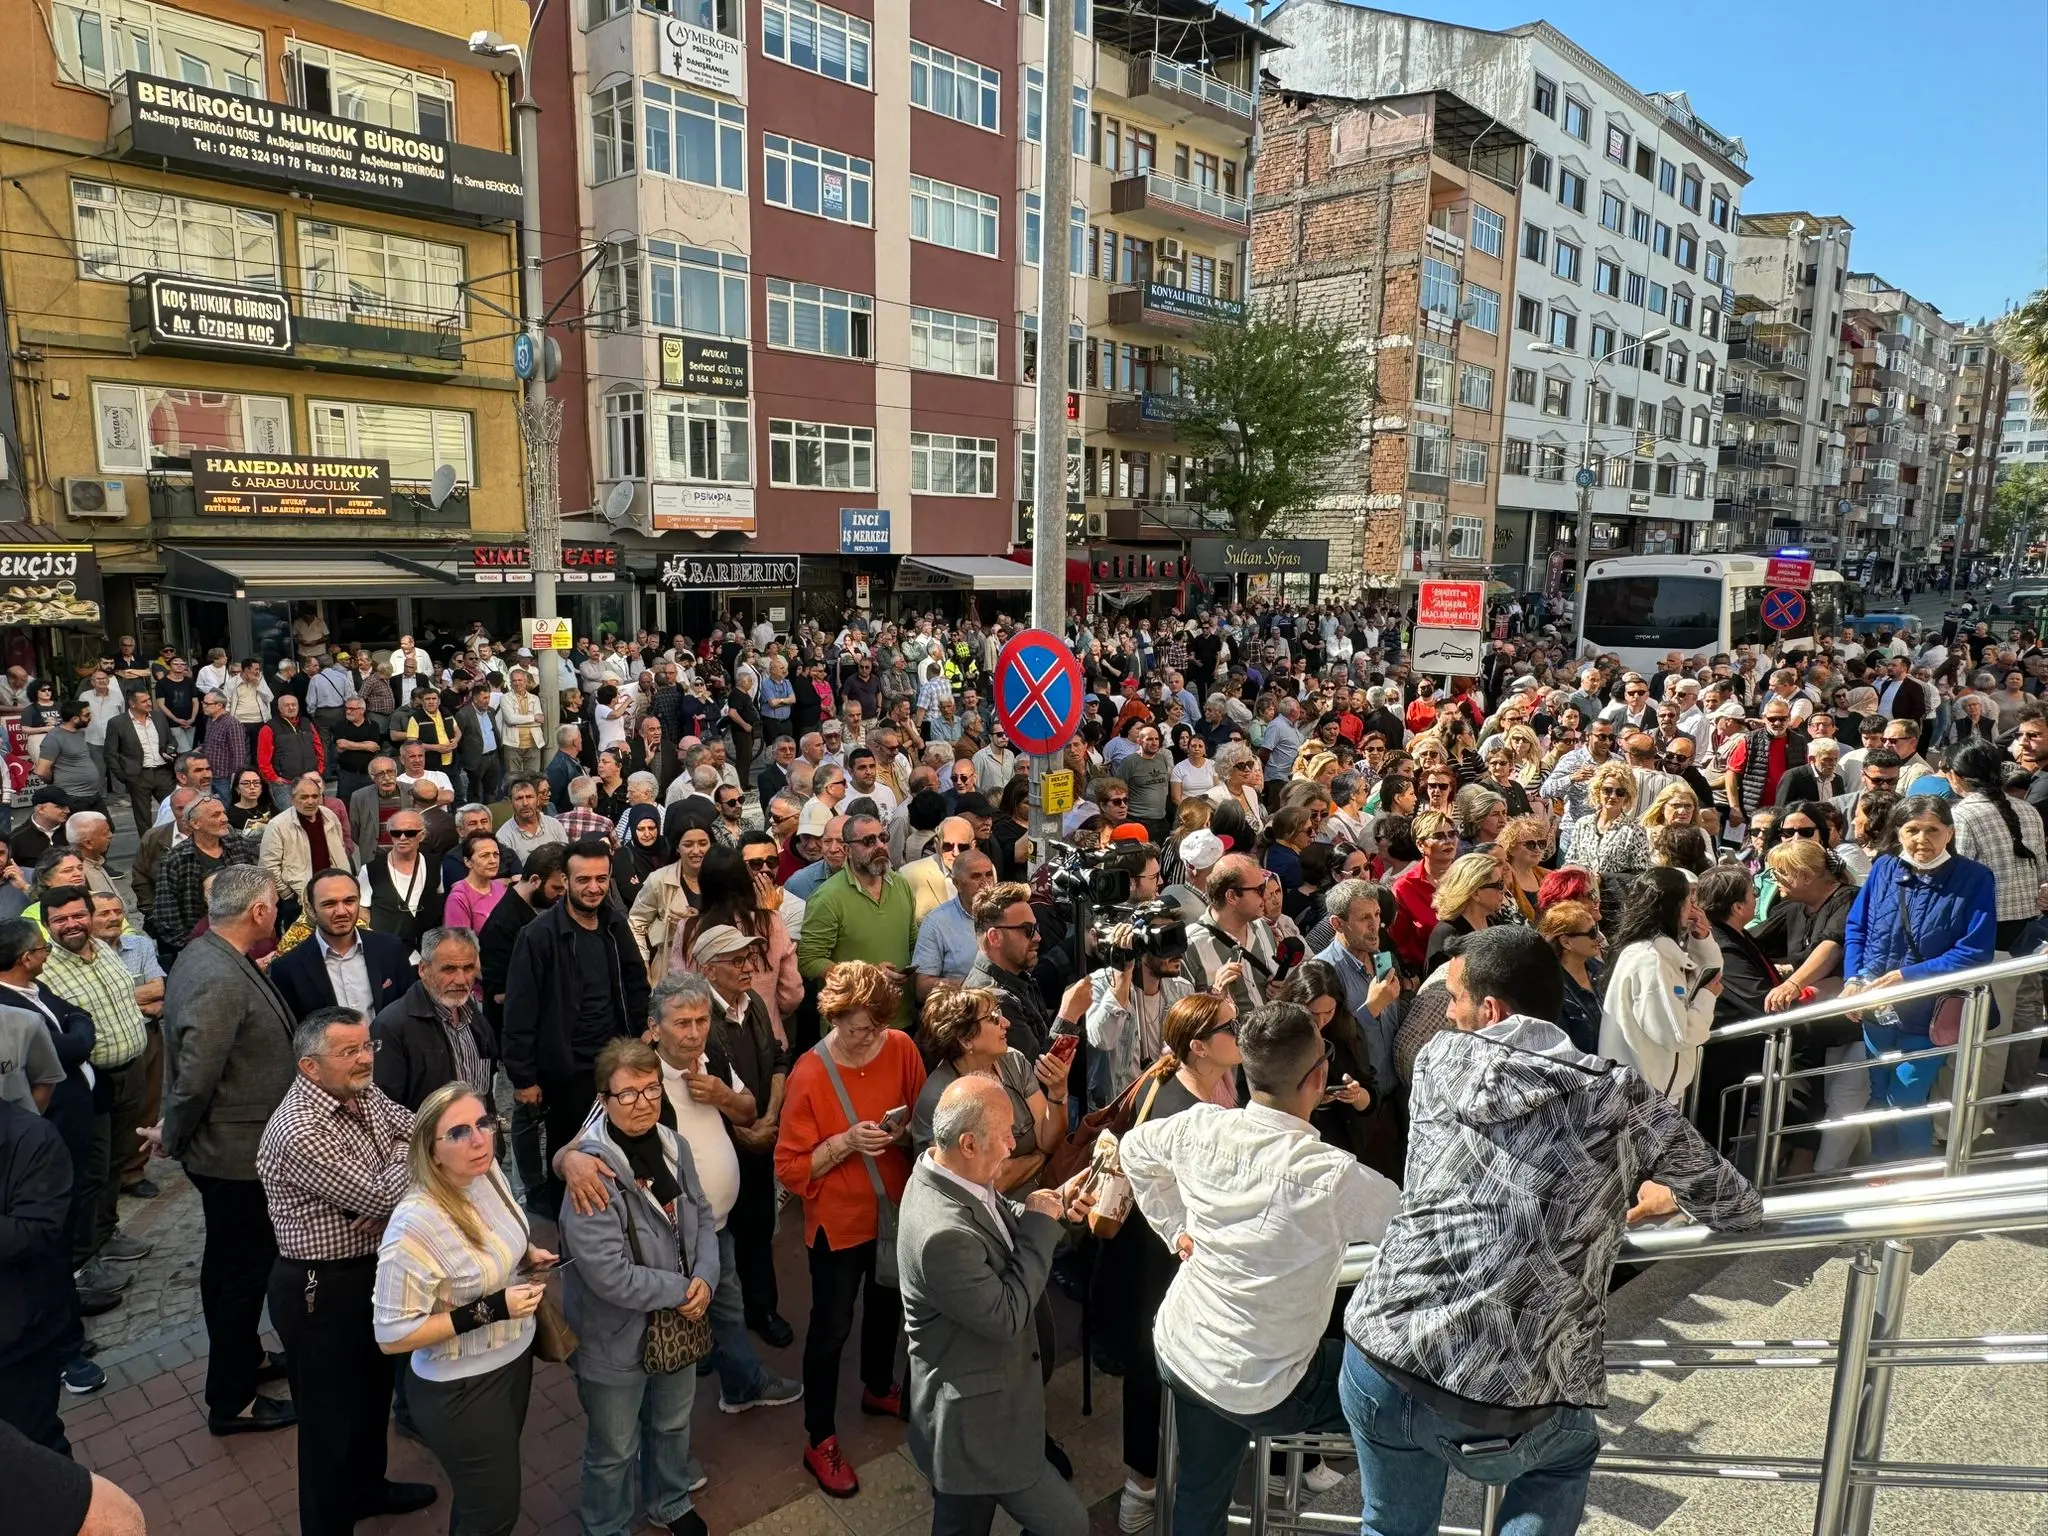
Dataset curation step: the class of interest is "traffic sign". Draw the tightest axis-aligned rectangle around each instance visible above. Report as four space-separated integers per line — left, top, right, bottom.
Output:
1039 769 1075 816
995 628 1085 757
526 617 574 651
1575 467 1596 488
513 333 536 381
1760 588 1807 633
1417 580 1486 631
1765 555 1814 591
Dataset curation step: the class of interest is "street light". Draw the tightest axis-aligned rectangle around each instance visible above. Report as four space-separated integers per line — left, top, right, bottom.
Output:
1527 328 1670 656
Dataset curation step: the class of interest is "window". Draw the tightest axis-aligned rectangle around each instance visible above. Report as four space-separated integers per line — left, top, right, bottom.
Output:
1654 462 1678 497
591 82 635 182
1594 259 1621 298
1664 346 1688 385
1661 404 1683 441
1535 443 1566 481
1410 423 1450 476
1553 240 1581 283
643 82 746 192
1699 304 1720 342
602 390 644 481
1562 98 1589 141
1600 192 1625 232
1703 248 1725 284
1463 283 1499 333
299 221 464 326
1527 151 1552 193
71 180 280 287
1641 342 1661 374
1624 271 1646 307
1422 256 1461 316
912 175 999 257
1458 363 1494 411
1558 170 1586 213
911 307 998 378
1674 231 1697 271
1453 440 1488 485
1407 503 1443 556
652 395 749 484
771 419 874 490
1416 341 1452 407
1505 439 1532 476
1695 357 1717 394
1688 409 1711 447
590 241 642 333
1679 172 1702 213
1658 160 1677 195
646 241 747 338
1605 124 1630 164
1532 74 1556 117
1652 222 1672 259
762 0 872 88
1516 296 1543 335
54 0 262 93
1630 207 1651 243
1647 282 1667 315
610 0 739 30
1448 514 1486 558
1590 323 1615 360
1635 144 1656 180
766 278 873 359
911 40 998 130
1023 67 1088 147
1685 463 1707 499
1619 334 1641 367
1709 191 1731 229
92 382 288 473
1521 222 1548 263
1542 376 1572 417
911 432 997 496
286 42 450 139
311 399 472 483
1548 309 1578 350
1670 292 1693 328
1509 368 1537 405
1020 194 1084 269
764 135 872 224
1470 206 1504 257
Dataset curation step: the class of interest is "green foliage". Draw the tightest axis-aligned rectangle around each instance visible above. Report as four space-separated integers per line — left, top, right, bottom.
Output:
1995 290 2048 399
1987 462 2048 550
1167 304 1375 539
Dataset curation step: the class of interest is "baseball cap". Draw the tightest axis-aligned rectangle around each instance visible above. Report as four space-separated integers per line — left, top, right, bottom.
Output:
1107 822 1151 845
1178 828 1225 871
1712 700 1746 721
797 802 833 838
692 924 764 965
31 786 71 809
822 720 844 736
1509 676 1539 693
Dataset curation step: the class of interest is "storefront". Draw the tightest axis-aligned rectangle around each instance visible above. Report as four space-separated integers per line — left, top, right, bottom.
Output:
0 528 106 681
892 557 1033 623
1088 545 1192 618
454 541 630 651
655 551 802 638
1187 536 1331 606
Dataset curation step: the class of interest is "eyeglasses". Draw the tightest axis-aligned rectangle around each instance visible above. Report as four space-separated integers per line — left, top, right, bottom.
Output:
994 920 1040 938
1422 829 1460 843
1517 838 1546 851
1867 774 1900 788
940 840 975 853
1600 787 1632 799
1782 824 1820 838
440 1113 500 1146
603 1085 664 1108
1200 1021 1240 1042
743 856 779 873
1479 881 1505 892
1298 1037 1336 1093
849 833 886 848
391 828 423 838
1567 928 1601 943
1105 795 1129 806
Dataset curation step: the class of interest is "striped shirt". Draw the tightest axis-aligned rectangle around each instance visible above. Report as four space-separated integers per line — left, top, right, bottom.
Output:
374 1164 535 1382
258 1073 414 1260
41 937 147 1068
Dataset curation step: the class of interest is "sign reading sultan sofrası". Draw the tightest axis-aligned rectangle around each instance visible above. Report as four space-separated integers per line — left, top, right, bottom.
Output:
190 452 391 518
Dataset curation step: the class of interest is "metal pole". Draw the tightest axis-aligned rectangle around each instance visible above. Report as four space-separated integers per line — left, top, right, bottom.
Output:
1026 0 1077 868
1480 1482 1504 1536
512 50 561 735
1945 985 1992 1176
1812 1244 1882 1536
1155 1384 1179 1536
1754 1031 1787 1192
1571 371 1599 659
1842 1239 1915 1536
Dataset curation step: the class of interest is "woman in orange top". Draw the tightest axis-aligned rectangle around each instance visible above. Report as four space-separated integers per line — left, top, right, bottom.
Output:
774 961 927 1498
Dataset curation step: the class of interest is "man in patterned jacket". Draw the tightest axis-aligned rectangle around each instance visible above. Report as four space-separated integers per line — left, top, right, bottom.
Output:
1341 926 1763 1535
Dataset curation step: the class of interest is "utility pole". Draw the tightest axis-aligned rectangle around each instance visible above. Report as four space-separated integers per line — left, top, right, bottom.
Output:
1028 0 1076 863
509 10 561 733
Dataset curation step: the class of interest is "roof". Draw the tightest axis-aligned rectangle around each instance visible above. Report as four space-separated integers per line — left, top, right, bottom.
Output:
1093 0 1288 63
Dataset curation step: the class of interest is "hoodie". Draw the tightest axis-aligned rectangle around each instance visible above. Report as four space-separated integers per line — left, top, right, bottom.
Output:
1347 1014 1761 1410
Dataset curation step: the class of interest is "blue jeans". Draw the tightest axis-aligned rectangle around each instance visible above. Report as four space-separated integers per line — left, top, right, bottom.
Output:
1340 1348 1599 1536
1162 1338 1347 1536
1862 1020 1937 1159
575 1366 697 1536
710 1226 770 1405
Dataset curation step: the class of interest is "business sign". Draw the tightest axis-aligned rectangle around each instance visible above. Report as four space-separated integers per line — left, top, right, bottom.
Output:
113 74 524 224
136 275 292 355
658 17 746 98
527 617 575 651
821 170 846 219
1411 627 1485 676
1092 549 1191 587
1140 282 1243 323
1015 501 1087 547
1765 554 1815 590
0 544 103 628
1187 537 1329 577
1416 579 1487 631
189 452 390 518
659 335 749 399
651 483 755 535
840 508 892 554
658 554 800 591
458 544 619 584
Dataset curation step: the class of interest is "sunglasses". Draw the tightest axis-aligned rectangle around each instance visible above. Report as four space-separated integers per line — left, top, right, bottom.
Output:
743 856 778 872
1601 787 1631 798
1423 829 1460 843
440 1113 500 1146
391 828 423 838
849 833 886 847
1781 824 1819 838
940 840 976 853
994 920 1040 938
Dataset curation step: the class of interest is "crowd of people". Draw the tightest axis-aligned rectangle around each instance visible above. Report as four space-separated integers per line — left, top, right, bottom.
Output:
0 590 2042 1536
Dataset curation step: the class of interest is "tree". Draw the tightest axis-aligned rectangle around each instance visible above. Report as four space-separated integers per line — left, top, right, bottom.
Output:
1167 304 1375 539
1986 462 2048 554
1995 288 2048 398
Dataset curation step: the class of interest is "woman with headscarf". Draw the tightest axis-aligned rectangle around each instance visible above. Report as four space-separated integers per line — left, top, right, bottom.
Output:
611 804 671 917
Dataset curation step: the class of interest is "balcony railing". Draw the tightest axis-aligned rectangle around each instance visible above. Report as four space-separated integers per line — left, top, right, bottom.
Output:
1134 498 1232 533
1105 391 1188 437
1110 170 1250 232
1129 53 1255 127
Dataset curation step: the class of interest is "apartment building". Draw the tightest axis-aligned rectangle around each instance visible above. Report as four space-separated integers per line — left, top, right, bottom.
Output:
1264 2 1748 592
1715 212 1854 557
1945 325 2009 571
0 0 530 664
1250 88 1524 595
1841 274 1956 581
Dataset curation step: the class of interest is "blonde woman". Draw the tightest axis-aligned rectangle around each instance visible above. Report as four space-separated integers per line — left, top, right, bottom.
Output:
1566 760 1652 931
1424 852 1508 972
1505 724 1546 790
1641 781 1700 831
375 1082 554 1536
1497 814 1552 923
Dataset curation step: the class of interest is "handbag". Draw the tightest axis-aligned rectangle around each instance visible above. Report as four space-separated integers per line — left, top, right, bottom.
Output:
619 1180 714 1373
483 1170 578 1363
1895 888 1967 1047
812 1043 902 1290
1043 1052 1174 1189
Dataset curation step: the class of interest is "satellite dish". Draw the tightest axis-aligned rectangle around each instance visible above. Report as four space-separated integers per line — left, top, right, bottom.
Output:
601 480 638 526
429 464 458 508
1458 299 1480 322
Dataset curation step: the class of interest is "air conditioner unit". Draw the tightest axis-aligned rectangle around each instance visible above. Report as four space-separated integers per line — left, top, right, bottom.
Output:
62 477 129 520
1158 237 1185 263
1084 509 1110 538
1160 264 1185 288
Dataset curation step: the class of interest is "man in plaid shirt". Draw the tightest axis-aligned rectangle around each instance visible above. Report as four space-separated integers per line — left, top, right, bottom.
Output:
201 689 247 786
149 795 256 969
559 776 618 847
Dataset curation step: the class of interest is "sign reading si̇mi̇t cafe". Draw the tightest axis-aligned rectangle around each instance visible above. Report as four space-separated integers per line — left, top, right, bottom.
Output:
111 75 524 223
190 452 390 518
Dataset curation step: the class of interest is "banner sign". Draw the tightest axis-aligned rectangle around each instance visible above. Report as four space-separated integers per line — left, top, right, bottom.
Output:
190 452 390 518
1187 537 1329 576
114 74 524 223
658 18 746 98
659 335 749 398
651 484 755 534
0 544 104 627
1416 579 1486 630
458 544 619 584
840 508 892 554
137 275 292 354
658 554 800 591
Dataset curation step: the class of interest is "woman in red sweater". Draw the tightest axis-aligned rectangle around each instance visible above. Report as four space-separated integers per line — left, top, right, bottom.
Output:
1388 808 1462 974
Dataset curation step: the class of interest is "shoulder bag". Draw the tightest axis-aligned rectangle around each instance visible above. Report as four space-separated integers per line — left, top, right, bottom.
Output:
812 1042 903 1289
1895 883 1967 1048
1043 1056 1165 1189
618 1176 714 1373
483 1169 578 1363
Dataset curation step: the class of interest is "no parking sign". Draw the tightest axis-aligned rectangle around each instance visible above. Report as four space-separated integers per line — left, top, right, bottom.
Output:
994 629 1085 756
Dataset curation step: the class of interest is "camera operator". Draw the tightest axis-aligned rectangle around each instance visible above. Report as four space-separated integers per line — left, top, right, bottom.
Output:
1181 854 1282 1017
1082 901 1192 1110
963 884 1091 1064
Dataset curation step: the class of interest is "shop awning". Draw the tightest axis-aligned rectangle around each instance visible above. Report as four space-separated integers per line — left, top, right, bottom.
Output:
161 546 462 601
897 556 1034 592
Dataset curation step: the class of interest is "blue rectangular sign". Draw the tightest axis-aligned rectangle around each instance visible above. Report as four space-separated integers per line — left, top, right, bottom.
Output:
840 507 891 554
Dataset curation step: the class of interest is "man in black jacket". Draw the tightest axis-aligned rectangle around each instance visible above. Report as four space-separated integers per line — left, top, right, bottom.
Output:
479 844 568 1199
371 927 494 1112
269 870 416 1025
500 839 647 1217
0 1095 75 1452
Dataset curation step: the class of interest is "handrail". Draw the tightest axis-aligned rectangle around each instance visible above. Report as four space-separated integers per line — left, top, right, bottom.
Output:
1711 948 2048 1042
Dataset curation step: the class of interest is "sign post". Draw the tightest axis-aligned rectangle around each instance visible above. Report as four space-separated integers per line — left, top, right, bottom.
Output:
1760 588 1807 633
1412 579 1488 678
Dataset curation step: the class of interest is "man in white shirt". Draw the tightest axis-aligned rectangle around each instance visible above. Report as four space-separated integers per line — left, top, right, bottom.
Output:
1121 1002 1400 1536
393 741 454 800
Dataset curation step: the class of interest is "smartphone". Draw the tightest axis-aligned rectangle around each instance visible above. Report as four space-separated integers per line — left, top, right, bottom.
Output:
1048 1033 1080 1064
1372 951 1395 980
520 1256 575 1277
1698 967 1722 990
881 1105 910 1132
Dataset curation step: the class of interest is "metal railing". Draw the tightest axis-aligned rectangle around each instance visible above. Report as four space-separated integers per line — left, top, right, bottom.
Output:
1154 1167 2048 1536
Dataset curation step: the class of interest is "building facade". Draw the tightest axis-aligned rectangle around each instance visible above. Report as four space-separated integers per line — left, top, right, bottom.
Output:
0 0 531 665
1944 325 2009 579
1998 384 2048 473
1841 274 1956 583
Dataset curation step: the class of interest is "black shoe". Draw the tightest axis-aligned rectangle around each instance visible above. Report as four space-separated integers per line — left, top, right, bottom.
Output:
120 1179 160 1199
252 1349 288 1386
209 1397 297 1436
749 1311 796 1348
77 1286 123 1317
656 1511 709 1536
356 1481 438 1518
1046 1436 1073 1481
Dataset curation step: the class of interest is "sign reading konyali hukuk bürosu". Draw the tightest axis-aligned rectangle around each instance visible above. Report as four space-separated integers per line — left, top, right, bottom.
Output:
190 453 390 518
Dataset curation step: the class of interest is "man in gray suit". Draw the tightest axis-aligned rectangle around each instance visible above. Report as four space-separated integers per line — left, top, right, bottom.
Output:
141 864 299 1436
896 1076 1092 1536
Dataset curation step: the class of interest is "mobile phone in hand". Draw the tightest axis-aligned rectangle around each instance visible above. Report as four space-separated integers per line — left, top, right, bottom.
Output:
882 1105 910 1132
1048 1033 1080 1064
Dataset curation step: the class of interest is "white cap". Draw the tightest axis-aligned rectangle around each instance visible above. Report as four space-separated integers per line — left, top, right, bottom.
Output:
1179 828 1226 872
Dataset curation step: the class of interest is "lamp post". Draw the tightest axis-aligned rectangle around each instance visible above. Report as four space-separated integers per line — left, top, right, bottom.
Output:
471 12 561 729
1529 327 1670 656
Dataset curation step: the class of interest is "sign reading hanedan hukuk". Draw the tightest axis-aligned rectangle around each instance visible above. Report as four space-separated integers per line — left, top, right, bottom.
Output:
190 452 390 517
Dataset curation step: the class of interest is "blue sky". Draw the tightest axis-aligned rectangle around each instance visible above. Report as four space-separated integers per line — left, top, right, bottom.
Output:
1240 0 2048 324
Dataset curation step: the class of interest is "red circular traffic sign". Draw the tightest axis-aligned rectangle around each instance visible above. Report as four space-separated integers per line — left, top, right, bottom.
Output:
1761 587 1807 632
994 628 1086 757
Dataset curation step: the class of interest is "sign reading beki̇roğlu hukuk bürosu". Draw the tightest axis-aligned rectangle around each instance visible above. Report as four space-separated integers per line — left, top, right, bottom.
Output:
190 452 391 518
112 74 524 224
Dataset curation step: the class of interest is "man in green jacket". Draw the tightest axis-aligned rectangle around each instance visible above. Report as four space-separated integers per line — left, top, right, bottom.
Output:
796 812 918 1026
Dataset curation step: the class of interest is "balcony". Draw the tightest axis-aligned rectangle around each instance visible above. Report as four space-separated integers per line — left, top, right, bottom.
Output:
1107 282 1245 337
1126 53 1255 132
128 281 464 379
294 297 464 379
1134 498 1233 534
147 475 470 527
1105 392 1187 438
1407 468 1451 498
1877 330 1911 352
1856 365 1905 392
1724 389 1801 424
1110 170 1249 238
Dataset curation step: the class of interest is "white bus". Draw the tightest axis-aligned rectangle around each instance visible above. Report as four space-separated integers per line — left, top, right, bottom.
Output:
1578 554 1845 672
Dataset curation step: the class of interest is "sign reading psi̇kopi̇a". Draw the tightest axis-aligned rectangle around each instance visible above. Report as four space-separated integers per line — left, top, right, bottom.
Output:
190 452 390 518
